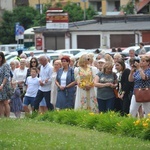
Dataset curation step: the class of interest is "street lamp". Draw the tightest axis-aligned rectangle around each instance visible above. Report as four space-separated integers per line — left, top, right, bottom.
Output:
81 0 86 21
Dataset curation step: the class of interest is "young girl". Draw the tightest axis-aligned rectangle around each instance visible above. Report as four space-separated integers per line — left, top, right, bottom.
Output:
10 82 23 118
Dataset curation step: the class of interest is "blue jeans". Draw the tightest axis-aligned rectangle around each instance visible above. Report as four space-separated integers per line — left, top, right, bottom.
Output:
23 96 35 107
97 97 115 112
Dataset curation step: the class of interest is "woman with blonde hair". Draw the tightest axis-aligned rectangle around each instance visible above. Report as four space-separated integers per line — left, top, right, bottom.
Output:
74 54 98 113
87 53 98 77
104 54 114 64
94 61 117 112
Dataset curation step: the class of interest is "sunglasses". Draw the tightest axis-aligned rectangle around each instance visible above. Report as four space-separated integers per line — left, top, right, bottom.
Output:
31 61 36 63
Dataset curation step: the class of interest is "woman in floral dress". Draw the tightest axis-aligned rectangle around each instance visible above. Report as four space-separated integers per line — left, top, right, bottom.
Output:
0 52 11 117
74 54 98 113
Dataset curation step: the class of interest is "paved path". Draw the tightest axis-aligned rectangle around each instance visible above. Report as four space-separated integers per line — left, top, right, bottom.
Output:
10 112 25 118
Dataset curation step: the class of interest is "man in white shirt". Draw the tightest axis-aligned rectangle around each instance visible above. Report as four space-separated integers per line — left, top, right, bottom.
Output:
139 42 146 54
126 49 140 69
34 55 54 111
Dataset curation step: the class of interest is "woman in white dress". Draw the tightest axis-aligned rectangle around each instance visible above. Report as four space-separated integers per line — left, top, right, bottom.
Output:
12 58 27 101
51 60 62 108
74 54 98 113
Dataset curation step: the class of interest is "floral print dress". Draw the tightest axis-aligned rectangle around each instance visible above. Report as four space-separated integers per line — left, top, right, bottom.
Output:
0 63 10 100
74 66 98 113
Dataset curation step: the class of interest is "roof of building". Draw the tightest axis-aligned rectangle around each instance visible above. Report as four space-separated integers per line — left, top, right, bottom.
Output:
69 21 150 31
34 14 150 33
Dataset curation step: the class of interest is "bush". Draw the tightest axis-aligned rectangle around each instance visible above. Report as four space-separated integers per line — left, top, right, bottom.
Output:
28 110 150 140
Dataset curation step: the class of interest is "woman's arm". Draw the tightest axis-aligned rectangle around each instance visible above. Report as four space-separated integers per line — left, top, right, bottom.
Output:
138 69 147 80
128 67 135 82
65 81 76 88
94 75 111 88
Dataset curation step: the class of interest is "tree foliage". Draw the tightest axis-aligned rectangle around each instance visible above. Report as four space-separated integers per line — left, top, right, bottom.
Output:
0 3 96 44
121 2 134 14
63 2 83 22
0 6 37 44
86 6 97 20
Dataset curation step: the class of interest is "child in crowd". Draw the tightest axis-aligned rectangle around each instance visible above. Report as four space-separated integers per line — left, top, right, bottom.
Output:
10 82 23 118
23 67 40 115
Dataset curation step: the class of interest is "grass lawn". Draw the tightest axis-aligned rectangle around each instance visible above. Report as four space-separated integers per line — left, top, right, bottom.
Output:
0 118 150 150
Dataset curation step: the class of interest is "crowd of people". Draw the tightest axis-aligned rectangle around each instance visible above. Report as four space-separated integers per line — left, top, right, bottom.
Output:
0 46 150 118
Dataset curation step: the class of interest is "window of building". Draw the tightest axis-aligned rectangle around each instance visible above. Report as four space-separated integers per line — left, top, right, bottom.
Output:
115 1 120 11
97 2 102 11
35 4 43 14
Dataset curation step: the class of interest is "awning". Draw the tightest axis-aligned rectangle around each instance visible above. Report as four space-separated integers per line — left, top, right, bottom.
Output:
137 0 150 12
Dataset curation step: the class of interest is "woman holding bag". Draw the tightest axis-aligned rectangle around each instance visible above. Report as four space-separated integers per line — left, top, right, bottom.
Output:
128 56 150 117
94 61 117 113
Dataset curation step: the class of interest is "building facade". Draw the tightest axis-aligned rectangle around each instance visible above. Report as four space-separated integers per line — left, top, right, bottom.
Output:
34 14 150 50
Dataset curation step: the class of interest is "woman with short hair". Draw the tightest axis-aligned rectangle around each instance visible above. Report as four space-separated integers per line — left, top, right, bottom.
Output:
55 56 76 109
129 56 150 117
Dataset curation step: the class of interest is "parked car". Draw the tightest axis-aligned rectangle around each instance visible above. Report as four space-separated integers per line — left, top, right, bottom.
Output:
122 45 150 56
56 49 85 55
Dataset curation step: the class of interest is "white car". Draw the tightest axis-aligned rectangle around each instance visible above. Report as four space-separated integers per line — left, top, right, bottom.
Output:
56 49 85 55
122 45 150 55
35 53 73 66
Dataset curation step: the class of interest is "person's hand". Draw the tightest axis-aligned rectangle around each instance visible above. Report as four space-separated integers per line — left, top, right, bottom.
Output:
118 92 124 100
45 78 49 83
0 85 3 91
85 85 91 91
39 80 44 86
105 83 111 87
110 83 117 88
59 86 65 90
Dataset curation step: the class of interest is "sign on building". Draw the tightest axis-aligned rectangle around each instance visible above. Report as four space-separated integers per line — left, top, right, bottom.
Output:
46 8 69 29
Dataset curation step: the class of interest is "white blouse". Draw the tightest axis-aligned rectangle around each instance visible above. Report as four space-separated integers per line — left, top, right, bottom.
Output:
60 71 68 87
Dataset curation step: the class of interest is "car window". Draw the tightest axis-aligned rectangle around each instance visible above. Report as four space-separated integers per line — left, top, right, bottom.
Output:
70 51 80 55
62 51 69 54
135 48 140 55
50 56 59 60
145 47 150 53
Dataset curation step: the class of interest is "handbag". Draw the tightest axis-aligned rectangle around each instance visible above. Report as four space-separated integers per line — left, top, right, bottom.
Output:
134 87 150 102
113 88 119 98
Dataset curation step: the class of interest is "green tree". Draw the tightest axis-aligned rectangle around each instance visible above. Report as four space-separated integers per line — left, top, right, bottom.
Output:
63 2 84 22
86 6 97 20
33 3 52 26
121 2 134 14
63 2 96 22
0 6 38 44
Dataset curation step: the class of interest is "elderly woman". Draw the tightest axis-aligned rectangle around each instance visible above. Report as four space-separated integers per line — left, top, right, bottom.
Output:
51 59 62 108
12 58 28 101
129 55 150 117
55 56 76 109
74 54 98 113
0 52 11 117
94 61 118 112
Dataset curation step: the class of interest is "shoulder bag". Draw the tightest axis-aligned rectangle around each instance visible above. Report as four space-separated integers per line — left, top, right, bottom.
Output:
134 87 150 102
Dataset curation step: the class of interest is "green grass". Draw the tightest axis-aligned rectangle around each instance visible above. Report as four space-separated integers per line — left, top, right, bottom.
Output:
0 118 150 150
